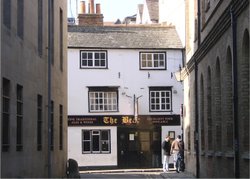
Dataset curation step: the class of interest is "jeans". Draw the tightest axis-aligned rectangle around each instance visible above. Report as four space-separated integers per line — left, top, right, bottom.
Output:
163 155 170 171
172 150 179 169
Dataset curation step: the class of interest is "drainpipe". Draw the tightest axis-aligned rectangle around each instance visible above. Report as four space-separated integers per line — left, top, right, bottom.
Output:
195 0 201 178
48 0 52 177
230 6 240 178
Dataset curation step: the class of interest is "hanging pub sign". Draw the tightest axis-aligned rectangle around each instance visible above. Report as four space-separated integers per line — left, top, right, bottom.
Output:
68 115 180 126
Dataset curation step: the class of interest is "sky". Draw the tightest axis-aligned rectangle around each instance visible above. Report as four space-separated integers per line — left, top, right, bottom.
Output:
68 0 144 22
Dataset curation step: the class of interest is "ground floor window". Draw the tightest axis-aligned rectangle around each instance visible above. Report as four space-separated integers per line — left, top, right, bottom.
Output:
82 129 111 154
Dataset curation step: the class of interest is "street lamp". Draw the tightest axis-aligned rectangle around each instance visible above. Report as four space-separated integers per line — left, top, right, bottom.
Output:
174 65 183 82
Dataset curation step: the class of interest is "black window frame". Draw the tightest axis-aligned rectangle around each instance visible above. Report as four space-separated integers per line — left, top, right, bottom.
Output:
37 94 43 151
88 87 119 113
139 51 167 70
149 87 172 112
2 78 11 152
80 50 108 69
16 84 23 151
82 129 111 154
59 104 63 150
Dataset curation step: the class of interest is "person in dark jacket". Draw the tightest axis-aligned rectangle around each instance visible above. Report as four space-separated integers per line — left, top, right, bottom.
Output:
162 136 171 172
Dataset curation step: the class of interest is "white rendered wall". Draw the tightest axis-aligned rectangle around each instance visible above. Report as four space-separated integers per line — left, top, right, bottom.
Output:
68 126 117 167
68 48 183 116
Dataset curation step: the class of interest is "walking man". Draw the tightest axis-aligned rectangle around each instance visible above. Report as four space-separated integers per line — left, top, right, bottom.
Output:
162 136 171 172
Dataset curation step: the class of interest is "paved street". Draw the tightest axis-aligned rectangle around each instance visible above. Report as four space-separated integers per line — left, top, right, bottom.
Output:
80 168 195 178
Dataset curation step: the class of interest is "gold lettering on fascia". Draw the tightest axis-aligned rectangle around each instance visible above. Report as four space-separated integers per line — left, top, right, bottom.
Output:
122 116 140 124
103 117 118 125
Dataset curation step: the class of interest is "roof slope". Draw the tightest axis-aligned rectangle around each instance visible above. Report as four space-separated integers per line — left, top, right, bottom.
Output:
68 26 183 49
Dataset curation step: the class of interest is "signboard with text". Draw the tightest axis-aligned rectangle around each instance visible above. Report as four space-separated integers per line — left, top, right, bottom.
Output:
68 115 180 126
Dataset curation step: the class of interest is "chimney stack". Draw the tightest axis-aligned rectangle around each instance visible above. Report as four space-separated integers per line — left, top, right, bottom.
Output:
78 0 103 26
96 3 101 14
79 1 86 14
89 0 95 14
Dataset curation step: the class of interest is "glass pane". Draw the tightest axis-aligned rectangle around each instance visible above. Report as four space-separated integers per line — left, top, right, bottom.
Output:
151 105 155 110
159 54 164 59
166 104 170 109
92 135 99 151
82 53 87 59
83 131 90 140
156 104 160 109
101 53 105 59
88 60 93 66
142 61 146 67
148 60 152 67
101 131 109 140
154 61 158 67
95 53 100 59
161 104 165 110
95 60 99 66
82 60 87 66
102 141 109 151
87 53 92 59
83 141 90 151
159 60 164 67
141 54 146 60
153 54 158 60
147 54 152 60
101 60 105 66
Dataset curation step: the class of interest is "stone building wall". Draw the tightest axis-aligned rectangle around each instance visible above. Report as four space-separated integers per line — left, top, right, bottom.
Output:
183 0 249 178
1 0 68 178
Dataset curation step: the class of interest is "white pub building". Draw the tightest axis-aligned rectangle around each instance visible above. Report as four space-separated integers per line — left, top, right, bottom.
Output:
67 25 184 169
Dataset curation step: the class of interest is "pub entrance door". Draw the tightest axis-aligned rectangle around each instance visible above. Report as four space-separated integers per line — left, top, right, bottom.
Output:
117 127 161 168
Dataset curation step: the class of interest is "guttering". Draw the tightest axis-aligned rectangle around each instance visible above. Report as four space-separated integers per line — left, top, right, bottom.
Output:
47 0 52 177
230 5 240 178
194 0 201 178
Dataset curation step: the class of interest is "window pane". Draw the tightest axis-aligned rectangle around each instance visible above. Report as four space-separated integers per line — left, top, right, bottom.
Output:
82 60 87 66
101 131 109 140
101 53 105 59
101 141 109 151
92 135 99 151
88 60 93 66
83 131 90 140
95 60 99 66
101 60 105 66
95 53 100 59
148 60 152 67
88 53 92 59
83 141 90 151
159 54 164 59
159 60 164 67
82 53 87 59
154 54 158 60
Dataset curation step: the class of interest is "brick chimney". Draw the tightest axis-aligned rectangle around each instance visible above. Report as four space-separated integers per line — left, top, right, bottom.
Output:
78 0 103 26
